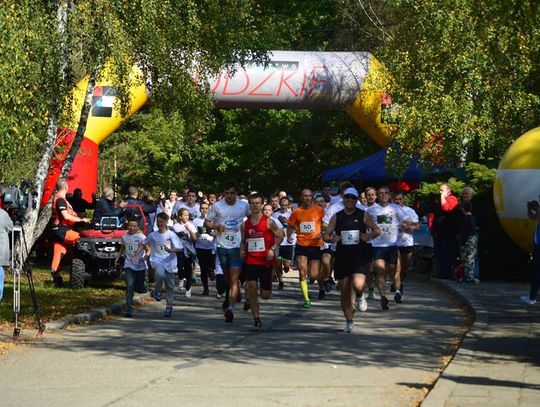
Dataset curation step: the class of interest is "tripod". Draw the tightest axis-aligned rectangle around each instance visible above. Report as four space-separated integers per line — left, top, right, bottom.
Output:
11 225 45 339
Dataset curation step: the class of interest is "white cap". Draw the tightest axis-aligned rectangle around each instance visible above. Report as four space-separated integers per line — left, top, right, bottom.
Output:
343 187 359 198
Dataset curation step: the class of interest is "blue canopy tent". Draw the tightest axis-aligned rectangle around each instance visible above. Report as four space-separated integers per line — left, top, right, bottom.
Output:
323 148 425 182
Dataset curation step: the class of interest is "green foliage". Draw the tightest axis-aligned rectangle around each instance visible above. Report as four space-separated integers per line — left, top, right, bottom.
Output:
407 162 494 211
100 107 193 195
188 109 378 195
0 1 62 183
0 0 273 184
340 0 540 171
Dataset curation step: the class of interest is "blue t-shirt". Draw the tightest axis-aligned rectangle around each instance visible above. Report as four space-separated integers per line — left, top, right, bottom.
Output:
535 224 540 247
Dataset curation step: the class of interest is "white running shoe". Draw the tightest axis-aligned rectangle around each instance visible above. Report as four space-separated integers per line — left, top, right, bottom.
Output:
179 278 186 291
343 321 354 333
185 288 192 298
520 295 536 305
359 295 368 312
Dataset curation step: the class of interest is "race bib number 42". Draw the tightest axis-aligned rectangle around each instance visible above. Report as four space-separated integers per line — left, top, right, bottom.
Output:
299 222 315 234
341 230 360 245
247 237 265 252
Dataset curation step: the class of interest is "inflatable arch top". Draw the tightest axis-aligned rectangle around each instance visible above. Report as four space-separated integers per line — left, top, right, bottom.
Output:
43 51 393 204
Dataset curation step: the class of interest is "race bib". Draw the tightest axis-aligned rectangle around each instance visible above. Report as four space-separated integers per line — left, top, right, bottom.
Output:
299 222 315 234
155 241 170 256
341 230 360 245
247 237 265 252
126 243 138 257
222 230 239 248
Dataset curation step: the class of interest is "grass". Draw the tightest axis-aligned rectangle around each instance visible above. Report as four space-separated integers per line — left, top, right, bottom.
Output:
0 264 125 331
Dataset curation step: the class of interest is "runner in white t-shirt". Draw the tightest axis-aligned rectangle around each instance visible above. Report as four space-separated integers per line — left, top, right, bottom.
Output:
393 191 420 303
172 207 197 298
116 218 148 318
139 212 182 318
204 180 250 323
366 185 406 310
272 196 295 289
193 202 217 296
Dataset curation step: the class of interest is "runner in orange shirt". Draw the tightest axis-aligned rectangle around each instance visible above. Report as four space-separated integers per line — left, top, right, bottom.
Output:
287 189 326 307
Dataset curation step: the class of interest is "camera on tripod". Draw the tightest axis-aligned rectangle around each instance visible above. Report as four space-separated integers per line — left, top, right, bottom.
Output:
1 180 37 225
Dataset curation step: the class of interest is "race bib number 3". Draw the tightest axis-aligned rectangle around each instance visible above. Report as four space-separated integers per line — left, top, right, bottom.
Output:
341 230 360 245
247 237 265 252
299 222 315 234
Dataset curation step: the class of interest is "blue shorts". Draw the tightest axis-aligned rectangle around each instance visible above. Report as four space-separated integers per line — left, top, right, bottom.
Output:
372 246 398 265
216 247 243 270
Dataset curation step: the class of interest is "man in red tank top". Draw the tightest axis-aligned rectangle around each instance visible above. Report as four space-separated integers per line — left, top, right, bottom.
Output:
241 193 283 330
50 179 90 287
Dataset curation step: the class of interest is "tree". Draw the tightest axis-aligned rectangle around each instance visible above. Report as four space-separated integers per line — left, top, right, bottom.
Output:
340 0 540 171
0 0 273 264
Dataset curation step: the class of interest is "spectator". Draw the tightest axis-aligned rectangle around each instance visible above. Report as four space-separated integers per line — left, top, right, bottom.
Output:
461 186 483 282
93 187 126 224
68 188 95 217
459 201 478 283
123 186 157 233
430 183 459 279
0 204 14 301
521 197 540 305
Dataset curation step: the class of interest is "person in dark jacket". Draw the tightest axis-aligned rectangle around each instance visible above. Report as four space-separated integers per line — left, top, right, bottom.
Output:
68 188 95 217
459 201 478 283
122 186 157 233
430 183 459 279
521 197 540 305
93 187 126 225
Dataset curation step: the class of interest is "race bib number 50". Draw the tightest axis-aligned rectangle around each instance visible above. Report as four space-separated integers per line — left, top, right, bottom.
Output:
299 222 315 234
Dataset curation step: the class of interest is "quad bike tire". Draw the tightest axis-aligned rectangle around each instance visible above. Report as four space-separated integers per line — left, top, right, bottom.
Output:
70 257 87 289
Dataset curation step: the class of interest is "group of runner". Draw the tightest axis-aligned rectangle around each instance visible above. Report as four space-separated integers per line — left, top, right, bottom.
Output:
118 179 420 332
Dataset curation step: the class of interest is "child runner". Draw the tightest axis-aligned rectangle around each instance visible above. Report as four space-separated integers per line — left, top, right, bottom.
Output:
172 207 197 297
138 212 182 318
116 218 148 317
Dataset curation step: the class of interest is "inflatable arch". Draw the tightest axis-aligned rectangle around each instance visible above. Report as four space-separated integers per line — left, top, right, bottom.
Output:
42 51 393 204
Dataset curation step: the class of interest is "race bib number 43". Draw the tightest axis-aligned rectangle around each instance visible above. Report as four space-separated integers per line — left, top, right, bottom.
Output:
222 231 239 247
247 237 265 252
299 222 315 234
341 230 360 245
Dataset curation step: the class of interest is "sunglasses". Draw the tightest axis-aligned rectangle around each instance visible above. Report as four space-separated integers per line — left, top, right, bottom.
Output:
344 194 357 199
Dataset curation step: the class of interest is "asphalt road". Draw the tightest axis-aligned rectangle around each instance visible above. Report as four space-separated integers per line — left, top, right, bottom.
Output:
0 277 467 406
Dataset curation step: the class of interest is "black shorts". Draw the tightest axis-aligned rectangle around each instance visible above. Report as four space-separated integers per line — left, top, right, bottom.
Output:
366 244 373 261
278 245 294 261
372 246 398 265
398 246 414 254
334 256 368 280
295 245 322 261
244 263 273 291
321 248 332 256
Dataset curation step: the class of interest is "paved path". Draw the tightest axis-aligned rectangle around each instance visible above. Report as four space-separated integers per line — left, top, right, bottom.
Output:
1 278 466 407
424 281 540 407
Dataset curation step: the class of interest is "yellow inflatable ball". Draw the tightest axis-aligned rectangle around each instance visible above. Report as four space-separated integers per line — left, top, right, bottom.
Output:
494 127 540 252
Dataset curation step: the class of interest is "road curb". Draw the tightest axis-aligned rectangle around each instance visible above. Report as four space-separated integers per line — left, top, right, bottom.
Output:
422 279 489 406
46 292 152 330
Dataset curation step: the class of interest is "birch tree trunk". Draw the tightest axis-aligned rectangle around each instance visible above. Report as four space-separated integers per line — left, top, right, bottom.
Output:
16 71 97 266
